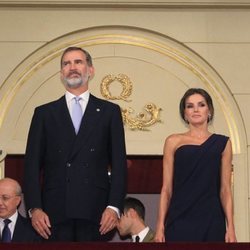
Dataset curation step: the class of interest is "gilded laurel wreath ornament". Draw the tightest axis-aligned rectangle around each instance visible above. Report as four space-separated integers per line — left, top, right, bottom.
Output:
100 74 132 102
100 74 162 130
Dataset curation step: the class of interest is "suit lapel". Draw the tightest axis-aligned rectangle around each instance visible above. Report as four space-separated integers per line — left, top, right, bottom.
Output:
50 95 105 161
46 96 77 163
142 228 155 242
52 96 76 137
51 96 76 144
12 214 22 242
69 95 104 159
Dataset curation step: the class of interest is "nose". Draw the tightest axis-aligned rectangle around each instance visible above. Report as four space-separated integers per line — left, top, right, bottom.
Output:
194 105 199 112
69 62 77 70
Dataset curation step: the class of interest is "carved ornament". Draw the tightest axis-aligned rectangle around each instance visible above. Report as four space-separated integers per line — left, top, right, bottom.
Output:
100 74 162 131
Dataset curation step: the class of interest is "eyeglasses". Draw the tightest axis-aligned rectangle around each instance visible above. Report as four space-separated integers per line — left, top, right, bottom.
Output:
0 195 20 203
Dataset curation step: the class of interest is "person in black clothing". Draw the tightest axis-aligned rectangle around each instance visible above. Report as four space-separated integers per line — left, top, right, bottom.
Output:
24 47 127 241
155 88 237 242
0 178 40 242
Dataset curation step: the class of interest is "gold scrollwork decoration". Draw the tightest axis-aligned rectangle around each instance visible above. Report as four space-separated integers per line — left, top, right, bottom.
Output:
100 73 162 130
100 74 132 102
121 103 162 131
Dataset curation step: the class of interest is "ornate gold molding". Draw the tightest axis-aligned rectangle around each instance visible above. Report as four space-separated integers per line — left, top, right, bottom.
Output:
121 103 162 131
100 73 162 131
0 26 243 151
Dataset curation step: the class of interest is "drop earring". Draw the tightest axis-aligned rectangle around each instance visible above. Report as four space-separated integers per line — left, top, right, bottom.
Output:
208 113 211 122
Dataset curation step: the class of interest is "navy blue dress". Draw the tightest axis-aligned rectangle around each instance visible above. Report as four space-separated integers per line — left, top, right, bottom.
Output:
165 134 228 242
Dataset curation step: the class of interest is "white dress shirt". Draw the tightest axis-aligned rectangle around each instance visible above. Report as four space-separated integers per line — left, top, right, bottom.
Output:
0 210 18 240
132 226 150 242
65 90 90 119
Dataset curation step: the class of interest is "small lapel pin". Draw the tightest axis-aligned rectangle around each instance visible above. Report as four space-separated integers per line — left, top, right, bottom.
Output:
96 108 100 112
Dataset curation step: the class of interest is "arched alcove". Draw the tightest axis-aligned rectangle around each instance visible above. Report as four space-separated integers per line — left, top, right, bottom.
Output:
0 25 248 240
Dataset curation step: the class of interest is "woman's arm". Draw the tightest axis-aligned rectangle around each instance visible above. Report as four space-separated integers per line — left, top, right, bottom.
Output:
154 134 178 242
220 139 237 243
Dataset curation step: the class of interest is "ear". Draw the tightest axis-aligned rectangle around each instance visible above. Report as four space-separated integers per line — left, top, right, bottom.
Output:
128 208 138 218
88 66 95 80
15 196 22 207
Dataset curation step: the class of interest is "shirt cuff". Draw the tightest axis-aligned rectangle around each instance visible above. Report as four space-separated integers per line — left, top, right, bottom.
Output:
107 205 120 218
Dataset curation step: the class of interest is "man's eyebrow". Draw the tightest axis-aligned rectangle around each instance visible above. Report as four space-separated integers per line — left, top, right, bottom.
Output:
74 59 84 62
62 60 70 64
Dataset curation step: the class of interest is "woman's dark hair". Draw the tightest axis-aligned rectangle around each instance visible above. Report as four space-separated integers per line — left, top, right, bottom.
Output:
179 88 214 124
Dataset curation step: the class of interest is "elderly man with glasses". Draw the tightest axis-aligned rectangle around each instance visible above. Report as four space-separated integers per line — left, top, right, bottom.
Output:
0 178 40 242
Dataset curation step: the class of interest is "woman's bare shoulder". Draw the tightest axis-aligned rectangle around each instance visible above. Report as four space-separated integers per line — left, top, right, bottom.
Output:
165 133 186 141
164 133 186 150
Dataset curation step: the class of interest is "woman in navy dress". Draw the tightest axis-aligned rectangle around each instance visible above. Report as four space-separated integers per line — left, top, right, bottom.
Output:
154 88 237 242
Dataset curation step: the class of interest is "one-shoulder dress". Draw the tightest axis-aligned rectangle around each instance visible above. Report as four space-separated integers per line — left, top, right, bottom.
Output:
165 134 228 242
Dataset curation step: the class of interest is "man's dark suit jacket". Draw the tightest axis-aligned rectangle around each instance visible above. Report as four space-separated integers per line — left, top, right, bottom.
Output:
11 213 40 242
24 94 127 225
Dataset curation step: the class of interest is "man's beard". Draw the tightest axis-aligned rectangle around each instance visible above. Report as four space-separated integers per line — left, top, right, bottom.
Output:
63 73 89 89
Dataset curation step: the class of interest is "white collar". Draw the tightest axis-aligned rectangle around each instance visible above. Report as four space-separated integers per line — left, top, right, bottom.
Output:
132 226 150 242
65 90 90 103
0 210 18 224
0 210 18 231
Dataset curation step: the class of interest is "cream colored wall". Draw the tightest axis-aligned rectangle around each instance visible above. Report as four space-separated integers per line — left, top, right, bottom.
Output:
0 0 249 241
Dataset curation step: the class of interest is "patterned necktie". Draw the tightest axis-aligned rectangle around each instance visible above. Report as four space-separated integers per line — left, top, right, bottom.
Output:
2 219 11 242
72 96 83 134
135 235 140 243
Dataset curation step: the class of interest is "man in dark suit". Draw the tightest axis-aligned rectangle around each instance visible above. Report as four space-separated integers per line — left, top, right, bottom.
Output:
24 47 127 241
0 178 40 242
117 197 155 242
